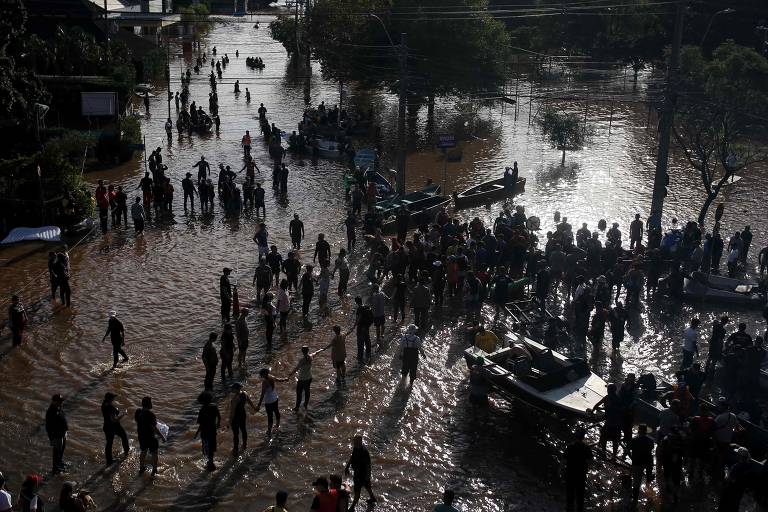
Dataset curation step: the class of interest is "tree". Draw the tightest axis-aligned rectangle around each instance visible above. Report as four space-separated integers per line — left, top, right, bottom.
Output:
674 42 768 226
537 107 591 166
0 0 49 128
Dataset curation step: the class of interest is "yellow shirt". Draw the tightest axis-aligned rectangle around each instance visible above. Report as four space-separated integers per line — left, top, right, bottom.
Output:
475 331 499 353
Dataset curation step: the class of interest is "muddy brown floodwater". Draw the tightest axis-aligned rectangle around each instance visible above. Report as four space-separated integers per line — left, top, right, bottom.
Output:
0 10 767 512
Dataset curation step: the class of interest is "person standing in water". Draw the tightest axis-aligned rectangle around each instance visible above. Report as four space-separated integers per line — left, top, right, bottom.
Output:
7 295 28 346
101 310 129 368
220 267 233 323
219 323 235 382
202 333 219 391
288 345 325 410
344 435 377 508
564 427 593 512
300 265 315 318
324 325 347 386
228 382 257 454
398 324 425 385
236 308 250 366
181 173 198 210
131 197 146 234
102 392 129 466
45 394 68 474
256 368 289 438
135 396 165 476
289 214 304 249
194 391 221 471
52 253 72 307
332 249 350 296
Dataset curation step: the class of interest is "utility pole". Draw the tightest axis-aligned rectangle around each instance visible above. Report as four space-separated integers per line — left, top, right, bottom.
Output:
648 0 685 243
396 33 408 195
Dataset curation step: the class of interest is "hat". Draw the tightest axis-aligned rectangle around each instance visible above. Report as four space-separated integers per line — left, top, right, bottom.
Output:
52 393 64 402
432 260 442 267
406 324 418 335
223 267 232 274
104 392 118 401
186 172 192 177
109 310 117 318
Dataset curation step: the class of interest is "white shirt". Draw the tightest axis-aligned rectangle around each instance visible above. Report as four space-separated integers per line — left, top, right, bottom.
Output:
400 333 422 350
683 326 698 353
277 289 290 313
0 489 12 512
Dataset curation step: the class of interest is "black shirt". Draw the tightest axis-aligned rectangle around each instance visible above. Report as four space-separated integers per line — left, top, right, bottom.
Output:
283 258 300 276
45 404 68 439
196 404 221 438
266 252 283 273
348 446 371 476
565 441 593 479
630 435 654 466
135 408 157 441
102 402 119 430
106 317 124 345
301 273 314 295
289 219 304 238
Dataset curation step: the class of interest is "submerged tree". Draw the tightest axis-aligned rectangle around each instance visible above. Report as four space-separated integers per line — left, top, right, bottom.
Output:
537 108 591 166
674 42 768 226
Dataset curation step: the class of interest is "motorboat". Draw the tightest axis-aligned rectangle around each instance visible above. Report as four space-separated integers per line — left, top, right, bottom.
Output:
463 332 607 420
683 273 765 307
374 185 441 217
454 177 526 209
312 139 343 159
380 195 452 234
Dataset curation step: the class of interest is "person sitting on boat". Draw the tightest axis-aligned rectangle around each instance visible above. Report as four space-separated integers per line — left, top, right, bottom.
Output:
474 325 499 354
663 372 694 418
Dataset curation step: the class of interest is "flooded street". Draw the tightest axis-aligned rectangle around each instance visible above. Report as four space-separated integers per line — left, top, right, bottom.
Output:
1 11 767 511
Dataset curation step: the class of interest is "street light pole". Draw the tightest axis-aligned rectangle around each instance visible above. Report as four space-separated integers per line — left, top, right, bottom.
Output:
369 14 408 195
648 0 685 242
700 8 735 47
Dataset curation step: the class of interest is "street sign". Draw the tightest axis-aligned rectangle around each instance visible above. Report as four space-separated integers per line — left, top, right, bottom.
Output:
437 134 456 149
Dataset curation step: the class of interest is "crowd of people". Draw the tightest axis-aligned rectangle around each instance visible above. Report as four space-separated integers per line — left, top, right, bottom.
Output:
5 39 768 512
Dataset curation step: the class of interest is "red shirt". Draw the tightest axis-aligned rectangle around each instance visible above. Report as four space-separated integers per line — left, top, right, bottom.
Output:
95 186 109 209
311 489 338 512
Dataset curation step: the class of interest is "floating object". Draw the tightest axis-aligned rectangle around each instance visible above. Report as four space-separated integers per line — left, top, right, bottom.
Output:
1 226 61 244
464 332 607 420
454 177 526 209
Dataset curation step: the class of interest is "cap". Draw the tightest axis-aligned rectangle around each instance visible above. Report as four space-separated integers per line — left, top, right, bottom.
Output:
51 393 64 402
186 172 192 177
223 267 232 273
104 392 118 401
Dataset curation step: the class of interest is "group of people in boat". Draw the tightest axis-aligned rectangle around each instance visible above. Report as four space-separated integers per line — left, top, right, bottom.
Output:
245 56 265 69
